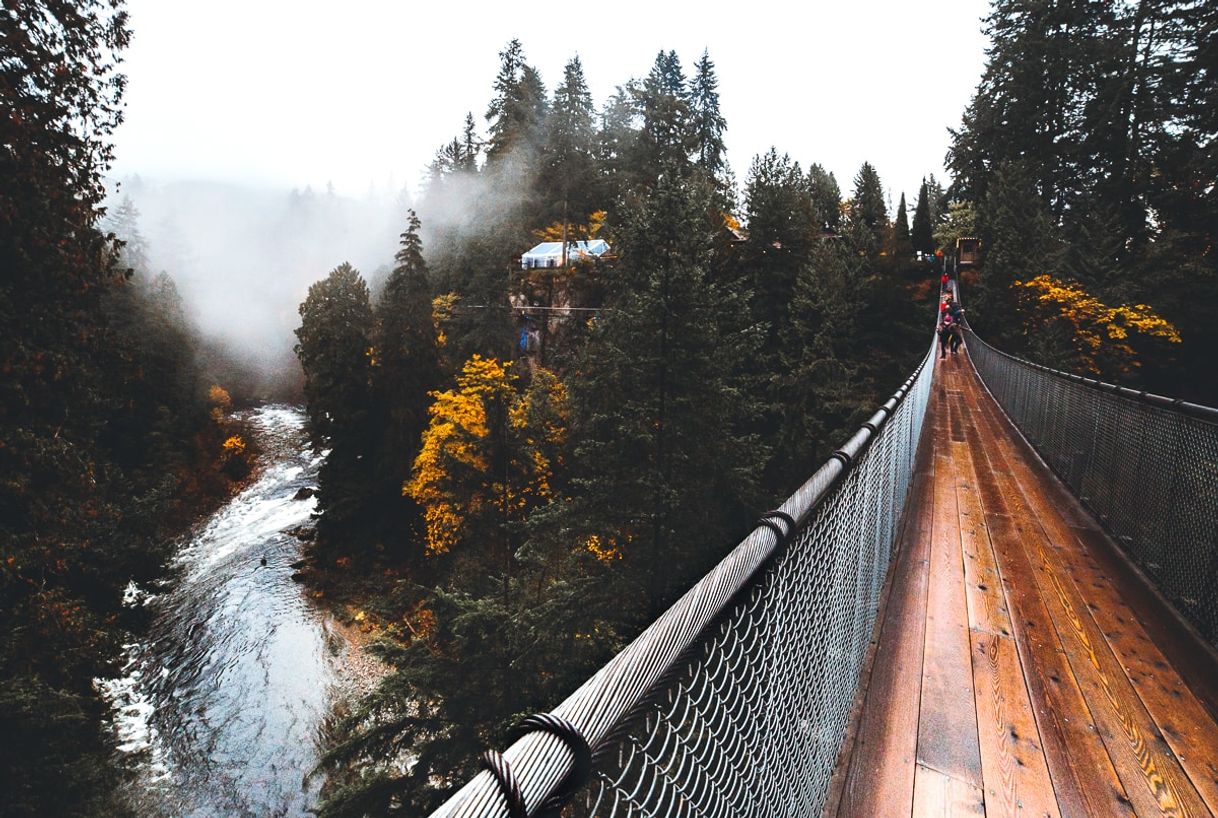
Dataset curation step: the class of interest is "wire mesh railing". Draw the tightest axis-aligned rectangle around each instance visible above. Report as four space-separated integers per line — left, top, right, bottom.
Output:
963 326 1218 648
430 340 938 818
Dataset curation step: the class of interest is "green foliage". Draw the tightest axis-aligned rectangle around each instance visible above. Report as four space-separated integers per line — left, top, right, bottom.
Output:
807 163 842 231
564 168 765 616
690 50 728 188
948 0 1218 400
306 44 938 817
295 263 377 547
2 4 242 814
633 51 693 188
371 211 443 550
743 149 818 355
911 180 934 254
540 57 598 222
848 161 888 253
891 192 912 258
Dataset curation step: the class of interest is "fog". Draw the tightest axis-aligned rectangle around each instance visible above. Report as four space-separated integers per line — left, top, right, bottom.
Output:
106 175 410 396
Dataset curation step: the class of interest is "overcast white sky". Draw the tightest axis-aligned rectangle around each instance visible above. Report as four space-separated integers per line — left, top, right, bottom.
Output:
111 0 992 206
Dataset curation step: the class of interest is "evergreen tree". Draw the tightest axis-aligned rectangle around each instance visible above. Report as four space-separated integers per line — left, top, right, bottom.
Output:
742 149 817 356
892 192 912 256
973 161 1061 341
373 211 443 549
849 161 887 252
541 56 598 223
484 39 530 165
924 174 947 226
295 263 377 548
597 81 641 205
772 241 863 490
565 168 764 617
807 163 842 231
911 179 935 254
105 195 150 274
1 6 242 813
689 50 728 186
634 51 692 188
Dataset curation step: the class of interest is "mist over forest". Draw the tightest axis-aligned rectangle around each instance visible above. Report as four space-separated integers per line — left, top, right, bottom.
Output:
102 177 412 397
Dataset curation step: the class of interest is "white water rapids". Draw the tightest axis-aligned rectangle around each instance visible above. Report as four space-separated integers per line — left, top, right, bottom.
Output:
97 406 346 817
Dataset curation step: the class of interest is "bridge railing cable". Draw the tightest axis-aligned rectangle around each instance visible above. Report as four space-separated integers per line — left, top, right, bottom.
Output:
430 342 939 817
960 302 1218 648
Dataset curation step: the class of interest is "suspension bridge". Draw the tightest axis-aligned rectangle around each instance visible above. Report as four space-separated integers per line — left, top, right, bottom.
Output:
429 285 1218 818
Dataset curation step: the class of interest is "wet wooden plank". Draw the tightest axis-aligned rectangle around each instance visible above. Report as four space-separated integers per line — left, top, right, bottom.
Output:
912 763 986 817
962 364 1210 817
964 365 1218 815
954 368 1133 818
964 362 1218 726
952 440 1013 639
917 438 983 789
970 630 1062 818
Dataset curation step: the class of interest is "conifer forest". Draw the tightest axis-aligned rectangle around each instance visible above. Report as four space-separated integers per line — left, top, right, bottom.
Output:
2 2 1215 817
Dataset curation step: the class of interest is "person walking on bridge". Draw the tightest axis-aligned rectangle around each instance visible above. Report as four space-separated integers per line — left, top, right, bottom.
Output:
938 313 955 359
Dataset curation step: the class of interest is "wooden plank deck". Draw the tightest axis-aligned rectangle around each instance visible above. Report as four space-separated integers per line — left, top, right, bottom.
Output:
829 346 1218 818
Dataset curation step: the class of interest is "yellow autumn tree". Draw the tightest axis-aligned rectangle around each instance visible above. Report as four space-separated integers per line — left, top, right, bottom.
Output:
405 356 568 556
1016 275 1181 376
532 210 607 243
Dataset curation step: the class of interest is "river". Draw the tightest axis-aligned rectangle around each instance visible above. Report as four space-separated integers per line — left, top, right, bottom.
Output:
98 405 345 817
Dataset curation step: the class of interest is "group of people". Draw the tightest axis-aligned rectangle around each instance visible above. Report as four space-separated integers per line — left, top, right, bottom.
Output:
938 281 964 359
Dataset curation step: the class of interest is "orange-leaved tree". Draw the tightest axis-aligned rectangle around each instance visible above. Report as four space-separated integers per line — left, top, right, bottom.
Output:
405 356 567 557
1016 274 1181 377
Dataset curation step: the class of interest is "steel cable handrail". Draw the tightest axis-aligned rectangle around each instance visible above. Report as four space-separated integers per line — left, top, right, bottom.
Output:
958 284 1218 647
431 301 943 817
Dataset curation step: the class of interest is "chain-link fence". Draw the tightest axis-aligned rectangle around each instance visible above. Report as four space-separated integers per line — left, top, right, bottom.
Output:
964 328 1218 648
430 341 937 818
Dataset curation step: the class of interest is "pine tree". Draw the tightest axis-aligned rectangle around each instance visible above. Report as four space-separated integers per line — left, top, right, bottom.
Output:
807 163 842 231
849 161 888 253
565 168 764 617
974 160 1061 341
373 211 443 549
459 113 480 172
105 195 150 275
689 50 728 186
911 180 934 254
742 149 817 356
634 51 692 188
484 39 528 165
893 192 912 256
772 241 863 490
295 263 377 548
597 81 641 204
541 56 598 223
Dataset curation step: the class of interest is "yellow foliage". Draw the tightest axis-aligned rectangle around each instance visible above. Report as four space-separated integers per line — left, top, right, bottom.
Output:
1016 275 1181 375
208 384 232 409
222 435 245 455
405 357 569 556
533 210 607 242
209 385 233 423
432 293 458 349
584 534 622 563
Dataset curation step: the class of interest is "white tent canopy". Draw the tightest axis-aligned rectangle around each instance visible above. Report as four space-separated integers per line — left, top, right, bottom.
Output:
521 239 610 269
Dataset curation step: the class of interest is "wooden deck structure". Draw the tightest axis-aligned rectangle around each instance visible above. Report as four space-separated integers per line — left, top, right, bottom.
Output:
828 347 1218 817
